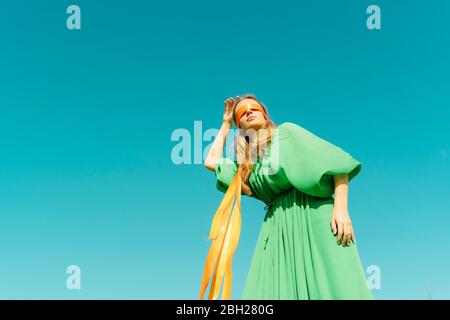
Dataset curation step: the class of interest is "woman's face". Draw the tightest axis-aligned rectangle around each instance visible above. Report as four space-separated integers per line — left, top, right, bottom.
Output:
235 99 267 131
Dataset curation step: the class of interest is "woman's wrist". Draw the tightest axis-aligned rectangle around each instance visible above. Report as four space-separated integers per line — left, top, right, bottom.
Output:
333 174 349 210
333 196 348 209
222 121 232 130
334 202 348 211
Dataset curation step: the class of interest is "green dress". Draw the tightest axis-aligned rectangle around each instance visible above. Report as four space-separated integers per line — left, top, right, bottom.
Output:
214 122 372 300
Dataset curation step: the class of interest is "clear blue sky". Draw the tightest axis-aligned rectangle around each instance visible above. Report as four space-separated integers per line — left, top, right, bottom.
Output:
0 0 449 299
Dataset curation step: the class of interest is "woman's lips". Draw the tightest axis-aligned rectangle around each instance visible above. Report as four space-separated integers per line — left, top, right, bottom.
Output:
247 116 255 121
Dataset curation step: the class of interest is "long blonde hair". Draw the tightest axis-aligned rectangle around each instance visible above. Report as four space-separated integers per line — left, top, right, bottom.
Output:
233 94 277 196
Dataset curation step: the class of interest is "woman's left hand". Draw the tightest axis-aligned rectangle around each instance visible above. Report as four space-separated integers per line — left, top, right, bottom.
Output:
331 205 355 247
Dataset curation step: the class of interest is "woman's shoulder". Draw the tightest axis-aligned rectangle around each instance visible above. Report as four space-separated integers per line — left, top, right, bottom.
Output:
276 121 335 148
277 121 297 130
276 121 311 140
277 121 309 133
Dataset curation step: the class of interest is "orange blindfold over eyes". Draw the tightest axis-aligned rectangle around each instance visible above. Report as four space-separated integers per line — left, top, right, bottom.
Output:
234 103 267 128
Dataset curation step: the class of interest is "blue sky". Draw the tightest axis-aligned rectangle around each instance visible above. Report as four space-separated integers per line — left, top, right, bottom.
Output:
0 0 449 299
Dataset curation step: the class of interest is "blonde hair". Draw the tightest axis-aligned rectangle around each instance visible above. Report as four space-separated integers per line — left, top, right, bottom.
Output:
233 94 277 196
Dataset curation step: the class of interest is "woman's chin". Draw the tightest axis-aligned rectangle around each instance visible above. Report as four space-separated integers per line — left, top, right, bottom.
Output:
246 123 263 131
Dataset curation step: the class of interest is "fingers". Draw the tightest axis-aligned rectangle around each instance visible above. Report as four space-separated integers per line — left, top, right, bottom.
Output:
339 222 354 247
343 224 351 246
224 97 236 109
330 218 337 235
224 98 230 108
333 221 351 246
342 224 347 246
336 222 343 245
348 223 355 246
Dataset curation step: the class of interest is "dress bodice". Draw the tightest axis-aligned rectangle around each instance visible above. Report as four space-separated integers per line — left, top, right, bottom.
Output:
247 131 292 207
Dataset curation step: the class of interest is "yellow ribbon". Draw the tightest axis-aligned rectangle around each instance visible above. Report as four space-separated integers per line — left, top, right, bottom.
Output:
199 167 242 300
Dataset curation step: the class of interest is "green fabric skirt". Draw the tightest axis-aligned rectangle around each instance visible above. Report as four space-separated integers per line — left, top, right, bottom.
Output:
241 187 372 300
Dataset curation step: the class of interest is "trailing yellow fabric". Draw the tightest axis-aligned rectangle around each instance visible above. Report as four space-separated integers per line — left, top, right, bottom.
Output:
199 167 242 300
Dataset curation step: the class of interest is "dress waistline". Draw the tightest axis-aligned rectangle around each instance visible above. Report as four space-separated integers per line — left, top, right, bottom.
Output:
263 187 297 212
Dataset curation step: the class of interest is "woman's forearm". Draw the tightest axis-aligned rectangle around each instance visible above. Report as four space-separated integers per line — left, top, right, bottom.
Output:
333 174 349 209
204 121 232 171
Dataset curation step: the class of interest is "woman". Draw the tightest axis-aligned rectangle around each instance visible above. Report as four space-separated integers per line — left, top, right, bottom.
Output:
200 93 372 300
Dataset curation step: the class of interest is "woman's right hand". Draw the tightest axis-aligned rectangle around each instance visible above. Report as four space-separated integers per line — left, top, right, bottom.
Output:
223 96 239 125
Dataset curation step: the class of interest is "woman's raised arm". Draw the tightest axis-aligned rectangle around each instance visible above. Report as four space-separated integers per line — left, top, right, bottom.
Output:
204 97 237 172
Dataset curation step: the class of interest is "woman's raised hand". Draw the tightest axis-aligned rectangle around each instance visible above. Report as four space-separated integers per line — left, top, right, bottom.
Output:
223 96 239 125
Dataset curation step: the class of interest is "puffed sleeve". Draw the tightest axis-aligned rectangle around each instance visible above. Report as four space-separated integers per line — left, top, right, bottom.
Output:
214 157 238 193
278 122 362 198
